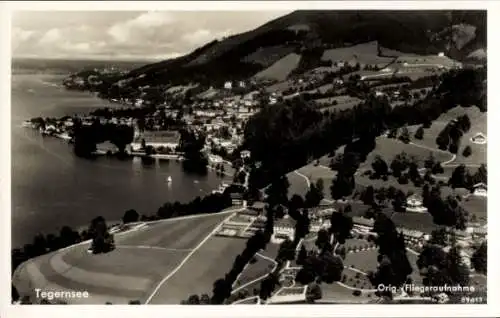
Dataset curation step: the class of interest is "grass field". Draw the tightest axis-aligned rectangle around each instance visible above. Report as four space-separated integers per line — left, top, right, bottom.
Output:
254 53 301 81
321 41 394 67
13 212 237 304
362 137 453 170
344 249 379 274
242 45 295 67
320 282 376 303
147 236 246 304
234 253 276 288
343 268 373 290
407 106 487 166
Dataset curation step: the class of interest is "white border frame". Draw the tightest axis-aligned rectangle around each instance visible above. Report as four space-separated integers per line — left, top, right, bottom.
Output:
1 1 498 317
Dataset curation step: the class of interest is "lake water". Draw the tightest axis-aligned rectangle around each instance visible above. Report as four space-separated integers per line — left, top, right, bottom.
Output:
11 73 226 248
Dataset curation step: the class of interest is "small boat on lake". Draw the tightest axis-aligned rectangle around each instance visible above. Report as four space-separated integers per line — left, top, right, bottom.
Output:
167 176 172 183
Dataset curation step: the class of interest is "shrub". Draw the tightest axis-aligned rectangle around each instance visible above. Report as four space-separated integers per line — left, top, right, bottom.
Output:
353 290 362 296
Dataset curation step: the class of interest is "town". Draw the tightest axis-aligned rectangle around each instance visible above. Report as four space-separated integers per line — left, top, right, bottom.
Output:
16 45 487 305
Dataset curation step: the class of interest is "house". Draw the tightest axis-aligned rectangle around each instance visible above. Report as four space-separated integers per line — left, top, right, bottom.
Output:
472 183 487 197
405 194 428 213
352 216 374 232
230 193 244 205
273 215 296 241
130 130 180 152
240 150 251 159
96 141 119 155
471 132 487 144
224 81 233 89
248 201 265 213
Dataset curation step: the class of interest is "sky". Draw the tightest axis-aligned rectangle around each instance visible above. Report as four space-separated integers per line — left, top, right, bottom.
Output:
11 10 291 61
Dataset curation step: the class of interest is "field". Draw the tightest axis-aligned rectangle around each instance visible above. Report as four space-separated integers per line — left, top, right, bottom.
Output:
407 106 487 167
321 41 394 67
254 53 301 81
13 212 240 304
362 136 453 170
316 95 363 112
344 249 379 274
319 282 375 303
147 236 246 304
242 45 295 67
233 253 277 289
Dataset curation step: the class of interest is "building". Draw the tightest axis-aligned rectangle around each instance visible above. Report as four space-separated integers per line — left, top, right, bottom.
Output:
471 132 487 144
240 150 251 159
273 215 296 241
352 216 375 232
130 130 180 152
230 193 244 205
405 194 428 213
472 183 487 197
224 81 233 89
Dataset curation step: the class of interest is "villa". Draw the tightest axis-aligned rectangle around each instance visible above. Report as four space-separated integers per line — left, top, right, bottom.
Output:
471 132 487 144
405 194 428 213
472 183 487 197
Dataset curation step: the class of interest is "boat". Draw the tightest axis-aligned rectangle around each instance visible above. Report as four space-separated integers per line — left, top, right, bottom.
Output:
167 176 172 183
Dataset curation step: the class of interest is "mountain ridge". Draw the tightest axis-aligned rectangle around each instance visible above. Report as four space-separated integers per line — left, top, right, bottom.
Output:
105 10 487 88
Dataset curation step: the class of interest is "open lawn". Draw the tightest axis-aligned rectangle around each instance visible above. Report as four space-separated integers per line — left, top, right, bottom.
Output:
316 95 364 112
13 212 237 304
462 196 487 223
254 53 301 81
344 249 379 274
234 253 277 289
147 236 246 304
319 282 375 303
117 212 231 248
286 170 310 198
362 136 453 170
342 268 373 290
407 106 487 166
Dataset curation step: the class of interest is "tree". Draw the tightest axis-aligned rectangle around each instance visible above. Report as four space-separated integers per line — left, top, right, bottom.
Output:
200 294 211 304
305 180 324 208
187 294 200 304
462 145 472 157
448 164 469 189
89 216 114 254
329 213 353 244
429 228 447 246
297 245 308 265
330 172 355 200
414 126 424 140
288 194 304 217
265 175 290 207
471 241 487 274
122 209 139 224
361 186 376 206
329 153 344 171
315 229 331 250
398 126 411 144
424 152 436 170
388 128 398 139
473 164 487 184
371 155 389 177
431 161 444 174
306 282 322 303
391 190 407 212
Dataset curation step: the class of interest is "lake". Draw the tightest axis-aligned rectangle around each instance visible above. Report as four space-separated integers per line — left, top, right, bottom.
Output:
11 73 226 248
